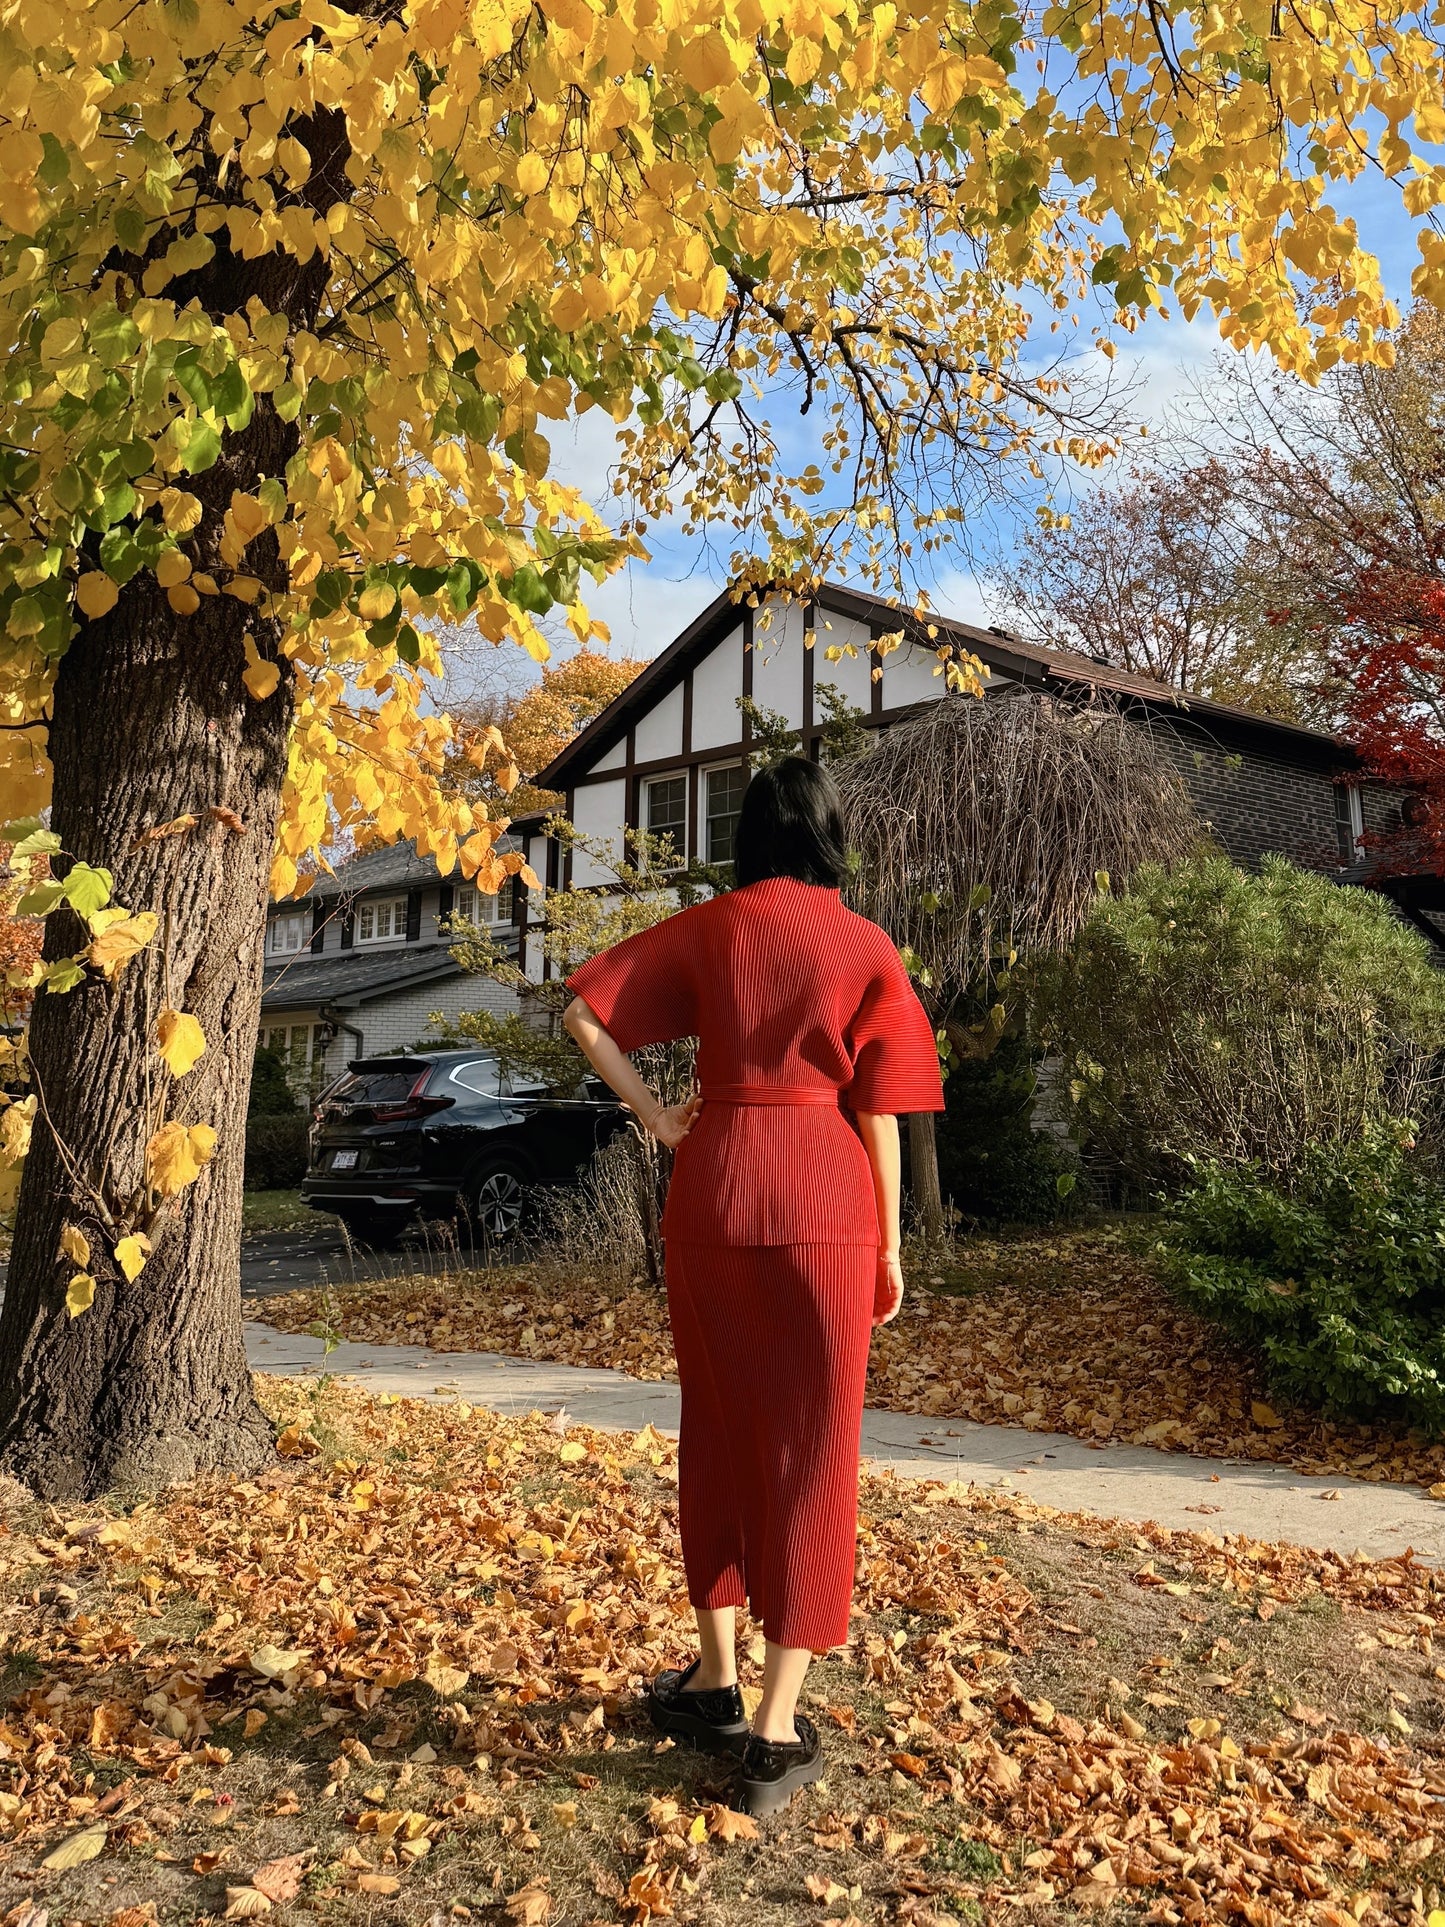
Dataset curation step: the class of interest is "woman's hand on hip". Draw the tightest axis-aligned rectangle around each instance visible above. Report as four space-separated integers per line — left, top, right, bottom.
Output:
647 1092 703 1149
873 1250 904 1326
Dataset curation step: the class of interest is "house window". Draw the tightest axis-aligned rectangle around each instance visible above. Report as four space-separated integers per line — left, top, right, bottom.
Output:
459 885 499 925
704 764 747 865
1334 784 1365 865
261 1023 313 1067
266 913 307 957
356 896 407 944
645 774 687 866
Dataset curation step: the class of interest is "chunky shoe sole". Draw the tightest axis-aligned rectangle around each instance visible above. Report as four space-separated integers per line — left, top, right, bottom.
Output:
645 1687 749 1756
739 1746 825 1817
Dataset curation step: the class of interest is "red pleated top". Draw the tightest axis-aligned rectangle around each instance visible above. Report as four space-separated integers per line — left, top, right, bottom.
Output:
565 877 944 1247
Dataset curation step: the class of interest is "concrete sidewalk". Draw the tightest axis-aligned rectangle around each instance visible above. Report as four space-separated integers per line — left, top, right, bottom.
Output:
247 1322 1445 1563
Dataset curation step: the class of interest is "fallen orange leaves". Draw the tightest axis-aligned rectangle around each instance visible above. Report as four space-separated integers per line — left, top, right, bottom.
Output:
255 1228 1445 1488
0 1380 1440 1922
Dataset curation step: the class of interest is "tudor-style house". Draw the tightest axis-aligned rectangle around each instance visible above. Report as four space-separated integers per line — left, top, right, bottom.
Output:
261 576 1432 1073
516 580 1421 981
259 837 524 1092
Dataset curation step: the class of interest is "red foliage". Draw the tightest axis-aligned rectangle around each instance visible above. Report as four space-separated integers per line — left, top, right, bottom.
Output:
1334 564 1445 873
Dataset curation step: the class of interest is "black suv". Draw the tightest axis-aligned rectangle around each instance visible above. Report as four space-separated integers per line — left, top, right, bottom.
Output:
301 1049 630 1245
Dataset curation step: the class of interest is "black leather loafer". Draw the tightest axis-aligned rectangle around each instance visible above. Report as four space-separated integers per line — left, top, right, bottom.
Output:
738 1712 824 1816
645 1658 748 1754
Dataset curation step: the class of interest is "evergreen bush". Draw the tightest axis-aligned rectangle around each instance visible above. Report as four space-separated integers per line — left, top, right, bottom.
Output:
1160 1138 1445 1432
1035 853 1445 1190
933 1033 1076 1226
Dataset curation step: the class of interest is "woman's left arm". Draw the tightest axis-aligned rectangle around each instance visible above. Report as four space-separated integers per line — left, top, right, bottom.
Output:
562 996 701 1148
854 1110 903 1325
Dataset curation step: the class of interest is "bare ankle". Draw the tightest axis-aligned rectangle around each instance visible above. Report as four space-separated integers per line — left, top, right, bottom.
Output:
691 1661 737 1692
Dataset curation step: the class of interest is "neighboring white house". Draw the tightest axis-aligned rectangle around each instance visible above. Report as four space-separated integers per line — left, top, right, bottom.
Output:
512 584 970 981
260 838 523 1090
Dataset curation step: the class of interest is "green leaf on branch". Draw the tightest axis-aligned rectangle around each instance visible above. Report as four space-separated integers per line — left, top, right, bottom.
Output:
506 565 552 615
98 528 142 585
89 309 140 368
62 863 113 920
17 880 66 916
44 958 86 993
179 419 221 474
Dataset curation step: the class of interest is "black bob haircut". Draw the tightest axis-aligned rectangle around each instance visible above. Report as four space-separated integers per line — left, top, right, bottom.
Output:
733 756 850 889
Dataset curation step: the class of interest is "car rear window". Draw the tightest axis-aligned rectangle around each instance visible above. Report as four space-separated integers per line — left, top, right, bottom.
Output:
331 1070 423 1105
449 1060 500 1096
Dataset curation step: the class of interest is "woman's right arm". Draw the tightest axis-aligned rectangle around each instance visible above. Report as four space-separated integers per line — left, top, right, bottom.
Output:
854 1110 903 1325
562 996 700 1149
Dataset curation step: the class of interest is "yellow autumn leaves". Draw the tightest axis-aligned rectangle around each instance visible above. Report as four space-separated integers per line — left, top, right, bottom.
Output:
47 1005 210 1320
144 1122 218 1199
58 1221 156 1318
1 0 1441 903
156 1008 206 1079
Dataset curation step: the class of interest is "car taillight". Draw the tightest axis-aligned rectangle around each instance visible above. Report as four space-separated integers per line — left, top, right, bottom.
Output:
372 1072 451 1122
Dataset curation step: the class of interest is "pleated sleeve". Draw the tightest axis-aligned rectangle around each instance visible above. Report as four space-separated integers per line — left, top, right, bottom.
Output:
565 912 698 1052
844 950 945 1114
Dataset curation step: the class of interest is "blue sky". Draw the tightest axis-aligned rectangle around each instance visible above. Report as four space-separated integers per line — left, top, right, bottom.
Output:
450 161 1436 704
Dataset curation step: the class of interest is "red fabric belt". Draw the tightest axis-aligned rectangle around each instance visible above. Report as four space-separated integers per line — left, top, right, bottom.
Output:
703 1084 840 1106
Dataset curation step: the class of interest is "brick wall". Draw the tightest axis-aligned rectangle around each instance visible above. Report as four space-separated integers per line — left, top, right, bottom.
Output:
1155 722 1353 872
304 974 521 1087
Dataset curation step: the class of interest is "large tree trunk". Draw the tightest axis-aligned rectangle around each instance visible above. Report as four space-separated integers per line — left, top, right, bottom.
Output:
0 566 294 1498
0 102 350 1498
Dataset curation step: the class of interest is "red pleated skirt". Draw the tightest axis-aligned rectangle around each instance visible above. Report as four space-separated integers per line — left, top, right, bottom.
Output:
665 1240 874 1651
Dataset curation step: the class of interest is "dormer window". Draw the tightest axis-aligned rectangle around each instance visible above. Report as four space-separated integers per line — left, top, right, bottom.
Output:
266 912 308 957
356 896 407 944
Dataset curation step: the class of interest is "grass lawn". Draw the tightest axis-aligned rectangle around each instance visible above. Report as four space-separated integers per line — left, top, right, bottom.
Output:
2 1378 1445 1926
2 1379 1445 1919
250 1227 1445 1493
243 1191 314 1237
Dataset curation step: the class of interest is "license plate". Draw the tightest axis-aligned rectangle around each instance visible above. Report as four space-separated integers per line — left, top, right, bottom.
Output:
331 1149 359 1171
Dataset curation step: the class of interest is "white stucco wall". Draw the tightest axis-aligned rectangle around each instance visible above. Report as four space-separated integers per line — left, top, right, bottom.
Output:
569 776 627 883
813 613 875 714
750 597 806 728
882 639 950 708
633 680 686 763
691 626 745 750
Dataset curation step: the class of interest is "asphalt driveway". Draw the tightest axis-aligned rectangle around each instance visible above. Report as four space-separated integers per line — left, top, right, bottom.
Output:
240 1219 499 1298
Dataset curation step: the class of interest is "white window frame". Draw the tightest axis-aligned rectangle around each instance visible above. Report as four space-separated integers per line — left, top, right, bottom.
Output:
355 895 408 944
644 771 688 870
1348 786 1365 855
266 912 308 958
452 884 505 927
702 761 747 867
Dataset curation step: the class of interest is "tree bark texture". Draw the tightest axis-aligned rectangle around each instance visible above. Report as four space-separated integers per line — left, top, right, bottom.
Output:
0 109 351 1498
0 569 293 1497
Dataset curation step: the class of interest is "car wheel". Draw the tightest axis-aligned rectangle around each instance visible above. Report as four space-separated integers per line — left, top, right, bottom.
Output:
463 1160 529 1247
334 1209 411 1249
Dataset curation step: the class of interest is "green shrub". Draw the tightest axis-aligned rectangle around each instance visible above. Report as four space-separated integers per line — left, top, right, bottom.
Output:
245 1114 309 1190
1035 853 1445 1190
250 1045 300 1118
1159 1138 1445 1431
934 1032 1076 1226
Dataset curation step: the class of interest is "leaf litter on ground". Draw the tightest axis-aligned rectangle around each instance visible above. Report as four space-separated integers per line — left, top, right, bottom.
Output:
0 1380 1444 1921
255 1226 1445 1491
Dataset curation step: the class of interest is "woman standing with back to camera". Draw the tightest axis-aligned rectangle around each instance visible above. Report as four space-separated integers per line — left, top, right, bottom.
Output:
563 755 943 1817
